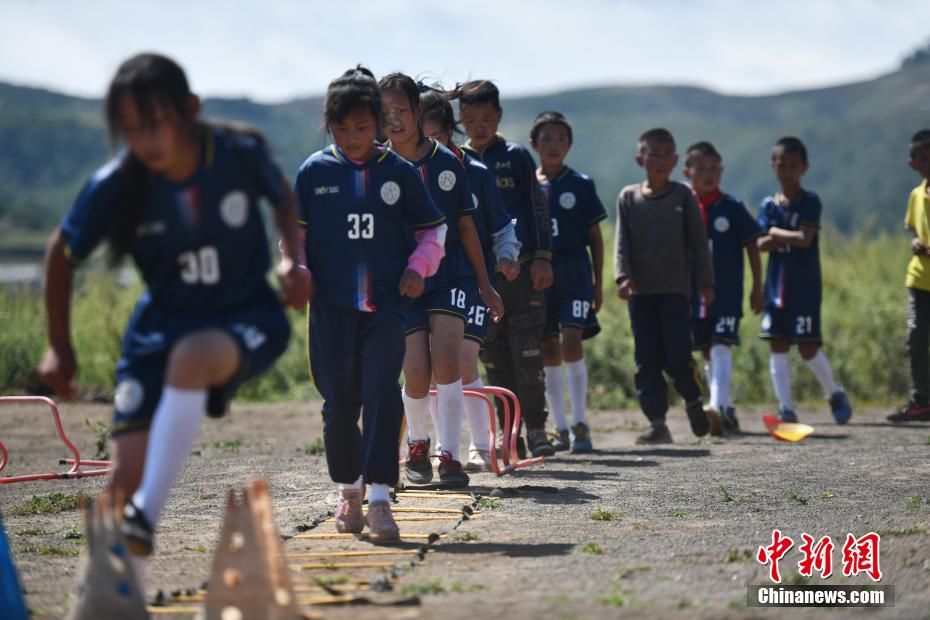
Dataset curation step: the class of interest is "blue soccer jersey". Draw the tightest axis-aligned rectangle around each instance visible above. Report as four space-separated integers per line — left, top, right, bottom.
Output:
461 150 511 272
296 144 445 313
758 190 823 311
694 192 762 318
463 136 552 262
60 126 287 311
541 166 607 254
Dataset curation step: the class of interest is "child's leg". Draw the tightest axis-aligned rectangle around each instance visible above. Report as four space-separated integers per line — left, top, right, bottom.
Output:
481 306 517 432
907 288 930 405
659 296 702 404
503 270 548 433
701 347 712 399
709 344 733 410
429 313 466 462
542 336 567 431
561 327 587 426
768 338 793 411
460 340 490 451
402 330 433 442
798 343 838 395
629 295 669 425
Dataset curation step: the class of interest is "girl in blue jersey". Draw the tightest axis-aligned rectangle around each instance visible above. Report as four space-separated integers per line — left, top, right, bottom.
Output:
38 53 307 589
530 112 607 454
419 86 521 471
296 67 448 541
377 74 504 487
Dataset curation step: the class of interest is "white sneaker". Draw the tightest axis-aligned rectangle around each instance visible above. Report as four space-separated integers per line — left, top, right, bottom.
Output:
464 447 491 472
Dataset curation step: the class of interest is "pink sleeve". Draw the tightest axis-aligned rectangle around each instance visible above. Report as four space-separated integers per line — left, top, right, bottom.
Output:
407 223 447 278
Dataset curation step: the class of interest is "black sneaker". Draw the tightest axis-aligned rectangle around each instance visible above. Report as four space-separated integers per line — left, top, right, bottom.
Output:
121 500 154 557
527 429 555 457
887 401 930 423
704 406 724 437
721 406 741 434
635 425 673 445
437 450 470 488
685 400 710 437
404 438 433 484
550 428 571 452
515 436 527 460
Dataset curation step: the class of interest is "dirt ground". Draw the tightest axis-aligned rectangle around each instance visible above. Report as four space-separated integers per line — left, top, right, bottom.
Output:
1 398 929 619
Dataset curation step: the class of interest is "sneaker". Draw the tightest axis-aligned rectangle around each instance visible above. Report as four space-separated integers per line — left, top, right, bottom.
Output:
365 500 399 543
704 406 724 437
778 406 798 423
887 401 930 422
121 501 154 557
437 450 470 488
515 436 527 460
334 488 364 534
721 406 741 434
828 390 852 425
570 423 593 453
464 447 491 472
635 424 673 445
550 428 571 452
527 428 556 457
685 400 710 437
404 438 433 485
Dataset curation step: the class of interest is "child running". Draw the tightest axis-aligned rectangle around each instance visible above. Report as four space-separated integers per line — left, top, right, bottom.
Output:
757 136 852 424
530 111 606 453
378 73 504 487
455 80 557 458
889 129 930 422
419 85 521 471
37 53 306 588
682 141 764 435
296 66 448 541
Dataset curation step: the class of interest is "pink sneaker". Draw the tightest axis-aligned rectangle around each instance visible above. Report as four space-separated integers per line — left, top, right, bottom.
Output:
334 489 364 534
365 500 399 542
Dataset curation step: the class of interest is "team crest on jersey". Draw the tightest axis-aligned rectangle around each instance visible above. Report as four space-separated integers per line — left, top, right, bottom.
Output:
559 192 576 210
714 216 730 232
472 193 479 208
115 378 144 413
220 190 249 228
381 181 401 205
438 170 457 191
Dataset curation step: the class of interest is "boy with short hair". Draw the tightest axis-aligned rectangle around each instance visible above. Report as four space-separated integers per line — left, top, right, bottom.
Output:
756 136 852 424
615 128 715 444
683 141 764 435
888 129 930 422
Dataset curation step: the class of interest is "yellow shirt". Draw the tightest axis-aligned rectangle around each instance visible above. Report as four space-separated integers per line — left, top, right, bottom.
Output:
906 180 930 291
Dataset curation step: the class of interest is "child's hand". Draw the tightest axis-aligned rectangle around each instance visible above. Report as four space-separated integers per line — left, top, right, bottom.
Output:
277 258 313 309
593 283 603 313
530 259 554 291
38 345 78 401
700 285 715 307
399 269 425 298
749 286 764 314
911 237 930 256
616 278 635 300
499 258 520 282
480 285 505 323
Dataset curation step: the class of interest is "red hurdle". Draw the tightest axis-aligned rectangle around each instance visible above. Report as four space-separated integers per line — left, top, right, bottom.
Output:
0 396 112 483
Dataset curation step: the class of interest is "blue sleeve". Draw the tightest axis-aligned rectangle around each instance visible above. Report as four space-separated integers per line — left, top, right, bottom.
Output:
582 178 608 227
240 136 288 208
454 160 476 217
400 161 445 229
757 200 772 230
736 201 762 245
801 194 822 227
59 158 123 262
294 163 312 227
484 170 511 234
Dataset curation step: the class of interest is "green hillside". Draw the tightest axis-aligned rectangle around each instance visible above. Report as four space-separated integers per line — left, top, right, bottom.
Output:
2 56 929 249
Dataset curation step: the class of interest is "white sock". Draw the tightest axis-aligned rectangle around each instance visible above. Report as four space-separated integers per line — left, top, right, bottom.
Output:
338 476 363 492
402 388 431 443
709 345 732 410
804 351 839 396
132 387 207 529
427 389 440 451
129 556 146 594
436 380 464 461
368 483 391 504
565 359 588 426
544 365 568 431
463 378 490 451
769 352 793 411
703 360 712 393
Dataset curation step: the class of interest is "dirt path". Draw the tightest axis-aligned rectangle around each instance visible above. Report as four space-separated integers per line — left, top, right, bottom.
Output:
2 399 929 619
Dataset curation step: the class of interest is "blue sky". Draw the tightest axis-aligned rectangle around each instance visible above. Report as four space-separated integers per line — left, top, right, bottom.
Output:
1 0 927 101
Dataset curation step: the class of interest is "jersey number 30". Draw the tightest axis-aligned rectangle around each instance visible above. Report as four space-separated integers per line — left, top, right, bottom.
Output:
348 213 374 239
179 246 220 285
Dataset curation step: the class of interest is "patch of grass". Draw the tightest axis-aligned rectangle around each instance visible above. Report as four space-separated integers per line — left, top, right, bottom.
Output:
904 496 927 511
16 544 81 557
14 528 47 537
194 545 207 554
84 418 110 460
401 578 452 597
303 438 325 456
617 565 650 579
631 522 647 531
547 594 573 605
876 526 928 537
788 489 809 505
211 439 244 453
598 588 630 608
726 548 755 563
668 510 688 517
476 497 501 511
9 492 87 516
903 558 920 567
60 527 83 541
719 484 735 502
449 581 484 593
581 542 604 555
590 508 621 521
677 599 692 609
821 490 835 500
452 532 480 542
314 575 349 586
